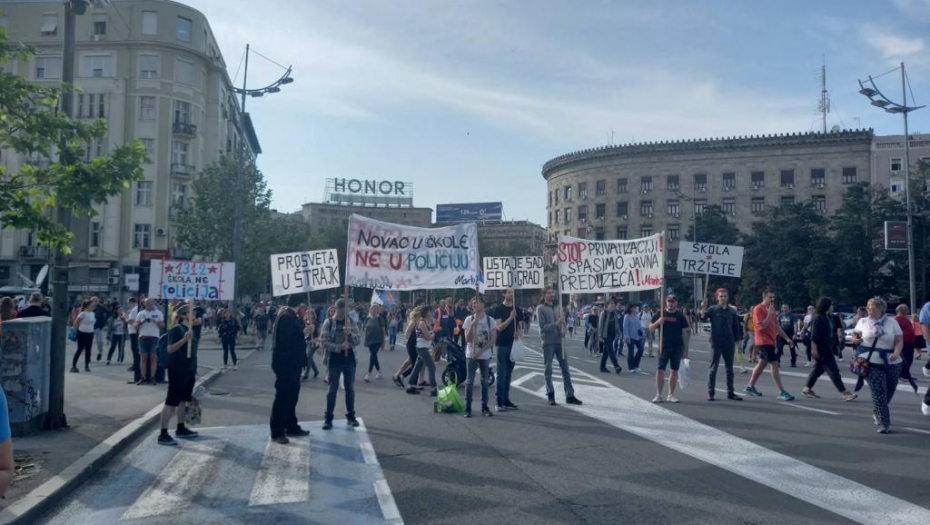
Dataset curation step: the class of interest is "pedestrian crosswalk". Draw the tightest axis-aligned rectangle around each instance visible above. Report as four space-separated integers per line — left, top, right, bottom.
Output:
41 421 402 525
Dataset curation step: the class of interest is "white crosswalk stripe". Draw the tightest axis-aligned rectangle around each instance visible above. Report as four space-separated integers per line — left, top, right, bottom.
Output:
248 435 312 507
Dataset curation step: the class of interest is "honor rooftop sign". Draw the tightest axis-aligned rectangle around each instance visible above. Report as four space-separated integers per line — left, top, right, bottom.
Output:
325 178 414 207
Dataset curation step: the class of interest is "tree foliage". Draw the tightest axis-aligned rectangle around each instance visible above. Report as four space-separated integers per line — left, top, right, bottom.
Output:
0 27 145 251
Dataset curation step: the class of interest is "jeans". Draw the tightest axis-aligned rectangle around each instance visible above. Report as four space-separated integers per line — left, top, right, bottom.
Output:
94 328 104 356
130 333 141 381
600 336 620 370
368 344 381 373
389 325 398 347
325 352 356 421
269 371 301 438
707 342 735 394
222 338 238 366
106 334 125 362
866 363 902 428
542 343 574 398
73 331 94 368
495 345 513 405
465 358 491 409
303 344 319 378
626 338 644 370
805 350 846 393
408 346 437 388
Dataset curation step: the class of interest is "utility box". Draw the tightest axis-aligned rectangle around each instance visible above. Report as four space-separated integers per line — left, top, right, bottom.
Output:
1 317 52 436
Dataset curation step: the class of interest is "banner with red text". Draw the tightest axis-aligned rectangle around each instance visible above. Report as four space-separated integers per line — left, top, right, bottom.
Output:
557 234 664 293
346 214 479 290
148 260 235 301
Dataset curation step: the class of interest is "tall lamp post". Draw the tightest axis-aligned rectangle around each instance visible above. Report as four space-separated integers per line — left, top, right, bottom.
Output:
859 63 925 315
673 187 700 311
229 44 293 313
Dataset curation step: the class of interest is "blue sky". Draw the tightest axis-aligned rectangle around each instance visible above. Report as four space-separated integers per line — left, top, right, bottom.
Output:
194 0 930 224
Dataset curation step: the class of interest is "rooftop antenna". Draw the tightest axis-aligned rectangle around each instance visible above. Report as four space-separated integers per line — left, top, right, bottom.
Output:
609 128 615 145
818 56 831 133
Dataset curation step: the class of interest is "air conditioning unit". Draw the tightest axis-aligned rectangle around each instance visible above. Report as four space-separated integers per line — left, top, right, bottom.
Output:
816 183 824 189
621 215 628 220
107 276 119 285
156 228 167 237
91 34 103 41
88 246 98 256
108 268 120 277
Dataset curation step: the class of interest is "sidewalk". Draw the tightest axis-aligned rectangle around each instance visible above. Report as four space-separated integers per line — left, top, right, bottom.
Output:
3 330 264 519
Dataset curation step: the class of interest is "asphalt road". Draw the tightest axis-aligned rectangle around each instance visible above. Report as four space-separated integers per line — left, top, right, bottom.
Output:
33 327 930 525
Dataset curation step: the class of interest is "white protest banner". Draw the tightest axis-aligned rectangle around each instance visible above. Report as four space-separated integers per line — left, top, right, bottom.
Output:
346 214 479 290
557 234 664 293
482 256 544 290
269 249 340 297
676 241 744 278
148 260 235 300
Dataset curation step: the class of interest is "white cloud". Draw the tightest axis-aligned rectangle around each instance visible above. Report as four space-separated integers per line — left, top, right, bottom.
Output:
888 0 930 16
862 27 925 59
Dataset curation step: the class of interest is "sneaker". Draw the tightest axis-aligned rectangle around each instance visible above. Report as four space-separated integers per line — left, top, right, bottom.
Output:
842 392 858 402
393 377 405 387
504 401 519 410
176 427 199 439
922 402 930 417
158 434 179 446
85 366 91 372
739 366 748 374
566 396 583 405
652 395 663 403
286 428 310 437
744 385 762 396
923 365 930 378
615 367 622 374
324 377 329 384
405 388 420 395
707 392 715 401
481 405 494 417
547 393 556 406
106 361 111 366
347 417 360 428
375 372 383 379
873 413 880 426
322 421 333 430
96 353 102 361
877 426 890 434
666 395 680 403
70 366 79 373
301 375 309 382
495 404 507 412
837 357 844 362
364 374 370 383
272 436 290 444
727 393 743 401
464 410 472 418
802 388 820 399
804 361 812 367
778 391 795 401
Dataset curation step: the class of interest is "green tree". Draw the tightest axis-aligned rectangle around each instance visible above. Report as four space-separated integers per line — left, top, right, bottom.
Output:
0 26 144 251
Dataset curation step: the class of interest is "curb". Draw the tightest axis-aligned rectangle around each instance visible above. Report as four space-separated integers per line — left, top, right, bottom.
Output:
0 349 257 525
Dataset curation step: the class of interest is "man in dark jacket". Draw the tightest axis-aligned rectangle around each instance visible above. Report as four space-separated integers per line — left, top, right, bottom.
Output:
270 294 309 444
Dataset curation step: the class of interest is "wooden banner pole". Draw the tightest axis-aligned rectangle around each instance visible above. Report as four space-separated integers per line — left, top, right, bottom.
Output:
657 233 667 371
187 299 194 359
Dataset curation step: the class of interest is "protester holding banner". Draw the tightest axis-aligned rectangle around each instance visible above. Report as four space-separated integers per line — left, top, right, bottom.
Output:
491 289 520 412
700 289 742 401
156 304 198 446
649 295 689 403
536 287 583 406
405 306 438 396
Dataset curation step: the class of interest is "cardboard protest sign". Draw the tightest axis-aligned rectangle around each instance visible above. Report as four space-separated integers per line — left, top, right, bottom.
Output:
346 214 479 290
675 241 744 277
557 234 664 293
270 249 340 297
149 260 235 300
482 256 544 290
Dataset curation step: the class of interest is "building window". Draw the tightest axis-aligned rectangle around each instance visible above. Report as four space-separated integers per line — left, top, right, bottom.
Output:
554 189 559 205
811 168 825 187
595 179 606 196
548 212 551 227
81 54 113 77
139 53 159 78
780 196 795 206
564 186 572 202
812 195 826 213
174 100 192 124
135 181 153 206
842 167 858 184
577 228 587 238
667 174 679 191
640 200 653 217
616 201 628 218
576 205 586 222
139 96 156 120
669 225 680 240
616 178 628 193
565 207 572 223
695 199 707 214
722 172 736 190
93 14 107 36
90 222 100 248
595 203 605 220
140 138 155 162
693 173 707 192
641 176 653 193
641 226 653 237
554 210 559 225
578 182 587 200
172 141 189 166
34 56 62 79
751 171 765 189
142 11 157 35
616 226 627 240
594 228 605 240
172 183 187 207
780 169 795 188
80 138 104 161
176 16 192 42
133 224 151 249
175 58 193 85
40 13 57 36
723 197 736 215
891 157 902 173
668 199 680 217
751 197 765 214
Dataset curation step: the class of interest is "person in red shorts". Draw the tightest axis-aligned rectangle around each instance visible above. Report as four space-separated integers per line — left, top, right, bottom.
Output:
744 289 796 401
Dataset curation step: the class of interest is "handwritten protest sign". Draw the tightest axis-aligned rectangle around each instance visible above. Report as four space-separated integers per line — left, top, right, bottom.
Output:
346 214 479 290
483 256 544 290
149 260 235 300
270 249 340 297
557 234 664 293
676 241 743 277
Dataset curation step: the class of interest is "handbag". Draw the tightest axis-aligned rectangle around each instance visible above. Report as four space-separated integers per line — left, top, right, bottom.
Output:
850 338 879 378
510 338 525 362
67 326 77 342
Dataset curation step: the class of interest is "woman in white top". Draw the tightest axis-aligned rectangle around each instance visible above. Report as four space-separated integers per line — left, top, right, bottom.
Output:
71 299 97 373
405 306 437 396
849 296 903 434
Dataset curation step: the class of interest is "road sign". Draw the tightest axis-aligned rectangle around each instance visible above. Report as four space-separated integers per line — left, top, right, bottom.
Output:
884 221 908 251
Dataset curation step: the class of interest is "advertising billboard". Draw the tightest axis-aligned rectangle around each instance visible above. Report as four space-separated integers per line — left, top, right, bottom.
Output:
435 202 503 224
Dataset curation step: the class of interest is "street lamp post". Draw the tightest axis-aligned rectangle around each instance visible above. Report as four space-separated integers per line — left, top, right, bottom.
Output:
859 63 925 315
673 187 700 311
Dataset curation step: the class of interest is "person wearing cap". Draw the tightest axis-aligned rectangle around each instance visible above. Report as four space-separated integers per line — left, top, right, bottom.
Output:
270 294 311 443
319 297 361 430
156 304 199 446
649 294 690 403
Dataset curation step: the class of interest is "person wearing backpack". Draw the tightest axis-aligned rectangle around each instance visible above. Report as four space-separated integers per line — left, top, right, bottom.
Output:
270 294 310 443
319 298 361 430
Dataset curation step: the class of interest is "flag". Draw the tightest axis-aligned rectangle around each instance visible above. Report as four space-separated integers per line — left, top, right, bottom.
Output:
477 269 486 295
371 289 399 307
371 289 384 306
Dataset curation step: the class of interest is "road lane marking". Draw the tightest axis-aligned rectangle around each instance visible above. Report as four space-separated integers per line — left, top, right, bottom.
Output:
903 427 930 435
360 441 378 465
122 440 226 519
519 344 930 525
715 389 745 397
776 402 841 416
248 435 312 506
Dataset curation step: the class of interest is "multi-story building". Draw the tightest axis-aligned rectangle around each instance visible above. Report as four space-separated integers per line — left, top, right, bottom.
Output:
0 0 258 298
300 202 433 236
871 133 930 196
476 220 546 255
542 130 874 265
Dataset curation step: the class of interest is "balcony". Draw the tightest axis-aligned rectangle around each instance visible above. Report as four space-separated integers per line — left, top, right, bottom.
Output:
171 163 193 178
19 245 48 259
172 121 197 137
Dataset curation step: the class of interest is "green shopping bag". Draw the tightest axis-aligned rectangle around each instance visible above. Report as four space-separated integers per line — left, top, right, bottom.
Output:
434 383 466 413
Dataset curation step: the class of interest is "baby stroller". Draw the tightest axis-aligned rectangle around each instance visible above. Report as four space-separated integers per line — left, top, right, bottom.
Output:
440 337 495 387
